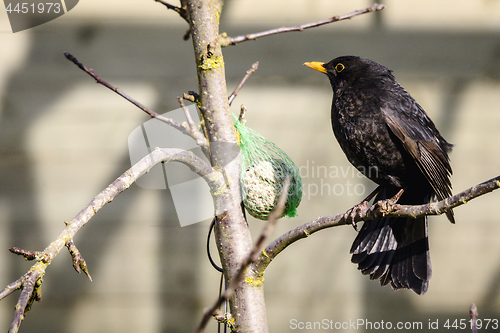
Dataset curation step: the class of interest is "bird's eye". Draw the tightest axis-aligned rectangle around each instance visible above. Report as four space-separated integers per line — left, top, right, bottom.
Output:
335 63 345 73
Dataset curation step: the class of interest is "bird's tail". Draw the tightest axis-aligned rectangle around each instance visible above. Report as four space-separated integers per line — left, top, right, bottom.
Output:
350 188 431 295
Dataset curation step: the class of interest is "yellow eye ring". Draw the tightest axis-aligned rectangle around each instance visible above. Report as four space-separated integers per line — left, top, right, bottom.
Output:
335 63 345 73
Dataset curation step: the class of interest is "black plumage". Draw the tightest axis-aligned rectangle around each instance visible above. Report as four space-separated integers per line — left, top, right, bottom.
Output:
304 56 454 295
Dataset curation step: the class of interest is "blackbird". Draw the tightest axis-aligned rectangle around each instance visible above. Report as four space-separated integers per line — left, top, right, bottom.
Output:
304 56 454 295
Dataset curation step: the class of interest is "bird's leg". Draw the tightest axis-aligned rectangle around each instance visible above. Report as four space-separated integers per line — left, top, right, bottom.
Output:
344 185 383 231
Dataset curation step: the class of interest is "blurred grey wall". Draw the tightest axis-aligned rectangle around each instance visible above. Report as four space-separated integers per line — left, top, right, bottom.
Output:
1 0 500 332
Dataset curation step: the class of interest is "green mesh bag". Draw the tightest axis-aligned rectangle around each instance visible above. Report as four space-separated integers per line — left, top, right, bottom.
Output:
234 116 302 220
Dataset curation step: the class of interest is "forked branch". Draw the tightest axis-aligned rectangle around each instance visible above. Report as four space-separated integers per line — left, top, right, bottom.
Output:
1 148 225 333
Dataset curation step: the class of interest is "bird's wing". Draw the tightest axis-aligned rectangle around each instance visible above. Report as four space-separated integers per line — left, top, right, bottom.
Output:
381 99 454 222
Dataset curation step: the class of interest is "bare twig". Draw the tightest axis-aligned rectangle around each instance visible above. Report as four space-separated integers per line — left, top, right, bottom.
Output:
9 248 40 261
0 280 22 301
253 175 500 274
177 97 198 136
1 148 225 333
2 265 44 333
195 178 290 333
154 0 189 22
470 303 478 333
220 3 385 47
176 96 211 158
9 248 50 263
64 52 158 119
66 238 92 281
228 62 259 106
63 52 209 154
177 93 211 160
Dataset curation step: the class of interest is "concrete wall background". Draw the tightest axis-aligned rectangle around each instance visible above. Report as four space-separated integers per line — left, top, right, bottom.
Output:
1 0 500 332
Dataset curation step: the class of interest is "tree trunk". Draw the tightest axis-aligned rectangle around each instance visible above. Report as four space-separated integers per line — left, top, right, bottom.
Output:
183 0 269 331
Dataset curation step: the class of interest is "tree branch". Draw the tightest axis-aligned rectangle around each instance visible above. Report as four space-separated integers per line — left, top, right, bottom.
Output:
252 175 500 275
4 265 44 333
0 148 225 333
228 61 259 106
220 3 385 47
63 52 210 156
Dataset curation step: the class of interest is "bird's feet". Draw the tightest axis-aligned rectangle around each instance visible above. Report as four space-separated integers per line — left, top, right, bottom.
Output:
344 201 370 231
343 186 405 231
344 185 383 231
370 187 405 214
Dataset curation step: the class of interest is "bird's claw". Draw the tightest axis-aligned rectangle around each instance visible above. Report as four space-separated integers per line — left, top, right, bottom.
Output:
344 201 369 231
351 219 358 232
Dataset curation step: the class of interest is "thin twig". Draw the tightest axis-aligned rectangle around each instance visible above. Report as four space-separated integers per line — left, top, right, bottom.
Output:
9 248 40 261
176 96 211 160
195 178 290 333
220 3 385 47
252 175 500 274
177 96 198 135
9 248 50 263
5 266 44 333
63 52 209 154
228 62 259 106
154 0 189 22
63 52 179 125
64 52 161 120
0 280 22 301
66 238 92 281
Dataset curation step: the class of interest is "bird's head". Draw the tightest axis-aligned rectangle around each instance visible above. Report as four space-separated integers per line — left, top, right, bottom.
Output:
304 56 391 89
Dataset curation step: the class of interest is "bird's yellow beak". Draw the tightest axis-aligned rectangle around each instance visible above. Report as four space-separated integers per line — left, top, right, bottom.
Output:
304 61 327 74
